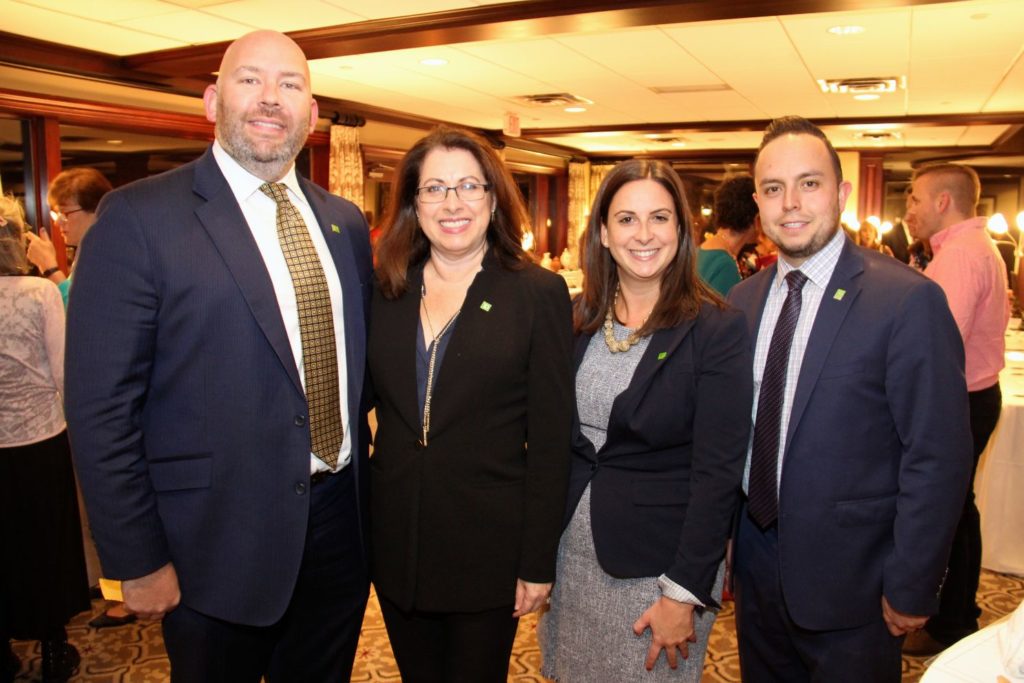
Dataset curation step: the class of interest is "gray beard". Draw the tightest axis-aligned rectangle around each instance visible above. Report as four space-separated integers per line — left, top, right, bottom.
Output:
216 105 308 182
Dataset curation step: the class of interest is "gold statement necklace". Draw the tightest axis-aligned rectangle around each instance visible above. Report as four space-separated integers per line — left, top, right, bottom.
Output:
420 282 461 447
603 284 647 353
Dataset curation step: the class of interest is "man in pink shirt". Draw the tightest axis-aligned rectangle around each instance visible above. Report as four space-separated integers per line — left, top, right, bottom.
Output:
903 163 1010 655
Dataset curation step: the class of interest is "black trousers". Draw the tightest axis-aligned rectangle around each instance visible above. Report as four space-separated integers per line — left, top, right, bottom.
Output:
378 594 519 683
161 466 369 683
926 382 1002 644
734 508 903 683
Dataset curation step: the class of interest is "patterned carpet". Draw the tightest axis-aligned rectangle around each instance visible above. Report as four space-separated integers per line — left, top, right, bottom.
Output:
9 570 1024 682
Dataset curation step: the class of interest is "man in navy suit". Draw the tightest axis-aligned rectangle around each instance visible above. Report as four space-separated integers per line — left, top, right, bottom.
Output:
728 116 972 682
65 31 372 682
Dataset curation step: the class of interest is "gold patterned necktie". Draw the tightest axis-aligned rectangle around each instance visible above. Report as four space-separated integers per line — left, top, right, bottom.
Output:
260 182 343 469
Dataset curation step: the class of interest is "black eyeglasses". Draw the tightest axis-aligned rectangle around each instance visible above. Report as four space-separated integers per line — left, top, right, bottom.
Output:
415 182 491 203
50 207 84 223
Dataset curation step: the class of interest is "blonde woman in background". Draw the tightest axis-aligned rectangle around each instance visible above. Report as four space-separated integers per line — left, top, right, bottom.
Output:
0 196 89 683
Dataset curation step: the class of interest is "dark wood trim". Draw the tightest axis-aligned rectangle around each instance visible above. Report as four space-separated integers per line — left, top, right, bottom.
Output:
122 0 966 77
0 88 329 146
522 112 1024 139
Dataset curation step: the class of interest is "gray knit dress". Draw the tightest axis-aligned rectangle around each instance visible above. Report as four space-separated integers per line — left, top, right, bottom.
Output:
538 321 723 682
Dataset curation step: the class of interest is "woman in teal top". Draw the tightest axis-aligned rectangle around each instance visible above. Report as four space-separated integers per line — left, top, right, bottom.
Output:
697 174 759 296
26 168 112 309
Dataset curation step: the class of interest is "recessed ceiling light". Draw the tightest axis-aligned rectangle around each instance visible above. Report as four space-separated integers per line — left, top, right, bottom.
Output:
854 93 880 101
564 106 587 113
827 25 865 35
106 139 123 145
420 58 448 66
671 142 687 148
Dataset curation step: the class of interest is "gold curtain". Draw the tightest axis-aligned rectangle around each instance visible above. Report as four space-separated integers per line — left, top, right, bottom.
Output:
588 164 615 203
329 125 364 209
567 161 590 260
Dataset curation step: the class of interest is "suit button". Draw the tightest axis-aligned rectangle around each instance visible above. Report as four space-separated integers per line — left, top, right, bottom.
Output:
294 415 306 427
295 482 306 495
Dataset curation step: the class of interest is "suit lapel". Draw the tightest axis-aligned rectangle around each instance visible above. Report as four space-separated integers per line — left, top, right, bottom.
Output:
192 149 304 396
784 241 863 448
603 319 696 448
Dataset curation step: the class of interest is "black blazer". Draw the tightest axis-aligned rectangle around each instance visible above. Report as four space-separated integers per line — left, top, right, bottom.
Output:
728 240 972 630
368 253 573 612
66 148 373 626
565 302 752 608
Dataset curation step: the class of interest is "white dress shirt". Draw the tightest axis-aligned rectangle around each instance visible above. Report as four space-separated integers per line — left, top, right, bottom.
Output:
212 142 351 473
743 228 846 492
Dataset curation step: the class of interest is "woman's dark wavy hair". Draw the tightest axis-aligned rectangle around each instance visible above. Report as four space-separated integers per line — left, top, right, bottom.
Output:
375 126 531 299
575 159 723 336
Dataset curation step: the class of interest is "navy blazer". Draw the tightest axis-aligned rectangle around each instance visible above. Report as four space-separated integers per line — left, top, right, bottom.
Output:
728 239 973 630
565 302 752 608
65 148 373 627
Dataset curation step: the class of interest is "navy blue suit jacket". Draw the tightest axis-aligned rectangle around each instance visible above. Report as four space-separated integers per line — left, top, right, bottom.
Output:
565 302 752 608
65 148 372 627
728 239 972 630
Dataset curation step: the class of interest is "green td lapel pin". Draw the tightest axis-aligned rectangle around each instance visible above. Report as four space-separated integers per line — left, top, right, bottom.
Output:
480 301 492 312
657 351 667 360
833 288 846 301
331 223 341 234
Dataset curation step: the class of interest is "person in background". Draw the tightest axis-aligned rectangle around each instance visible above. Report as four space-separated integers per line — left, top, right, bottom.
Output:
25 168 112 308
856 221 894 256
902 163 1011 656
369 125 573 683
729 116 972 682
697 174 757 296
65 30 373 681
22 167 129 630
0 196 90 683
539 159 751 682
883 216 912 263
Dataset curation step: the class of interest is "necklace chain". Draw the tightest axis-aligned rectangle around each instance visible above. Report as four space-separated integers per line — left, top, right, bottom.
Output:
420 282 460 446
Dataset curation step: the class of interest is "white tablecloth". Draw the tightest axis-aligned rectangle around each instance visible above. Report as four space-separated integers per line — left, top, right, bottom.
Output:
976 321 1024 576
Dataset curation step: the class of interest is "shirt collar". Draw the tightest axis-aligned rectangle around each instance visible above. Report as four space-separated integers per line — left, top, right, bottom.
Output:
774 226 846 292
930 216 987 253
211 140 306 208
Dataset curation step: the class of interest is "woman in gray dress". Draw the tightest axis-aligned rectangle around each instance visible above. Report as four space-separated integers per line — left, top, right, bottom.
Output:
539 160 752 681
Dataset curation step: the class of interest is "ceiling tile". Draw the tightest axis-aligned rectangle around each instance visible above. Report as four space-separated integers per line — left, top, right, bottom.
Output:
202 0 365 32
116 8 252 44
14 0 176 21
554 28 721 89
2 0 185 53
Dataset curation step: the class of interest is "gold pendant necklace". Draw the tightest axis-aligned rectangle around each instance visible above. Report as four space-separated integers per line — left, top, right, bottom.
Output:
420 283 460 446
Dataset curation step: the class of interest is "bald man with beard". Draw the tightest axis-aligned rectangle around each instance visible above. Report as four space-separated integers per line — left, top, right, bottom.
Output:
65 31 373 681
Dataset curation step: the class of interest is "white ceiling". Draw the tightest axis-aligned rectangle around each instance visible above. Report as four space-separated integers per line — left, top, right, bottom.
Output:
2 0 1024 155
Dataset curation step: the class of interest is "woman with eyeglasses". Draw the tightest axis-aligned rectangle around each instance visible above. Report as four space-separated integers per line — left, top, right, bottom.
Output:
368 126 573 682
25 168 113 309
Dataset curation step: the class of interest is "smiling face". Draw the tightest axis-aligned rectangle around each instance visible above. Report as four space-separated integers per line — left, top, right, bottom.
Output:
754 133 851 266
416 146 495 262
203 31 318 181
600 179 680 288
